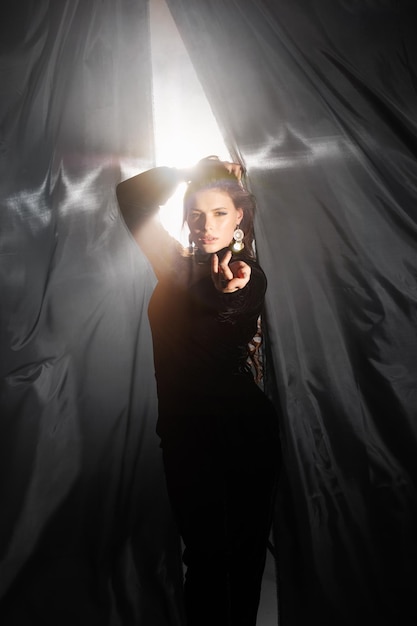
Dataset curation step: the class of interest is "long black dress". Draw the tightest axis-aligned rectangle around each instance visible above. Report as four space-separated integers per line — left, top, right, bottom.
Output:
117 167 280 626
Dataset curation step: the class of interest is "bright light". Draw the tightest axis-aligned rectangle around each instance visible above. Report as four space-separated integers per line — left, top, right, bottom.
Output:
150 0 230 244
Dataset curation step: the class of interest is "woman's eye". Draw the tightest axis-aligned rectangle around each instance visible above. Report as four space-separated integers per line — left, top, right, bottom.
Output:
215 211 227 216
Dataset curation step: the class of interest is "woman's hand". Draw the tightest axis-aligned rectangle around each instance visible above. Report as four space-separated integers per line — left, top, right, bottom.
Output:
180 156 245 183
211 250 251 293
200 155 244 181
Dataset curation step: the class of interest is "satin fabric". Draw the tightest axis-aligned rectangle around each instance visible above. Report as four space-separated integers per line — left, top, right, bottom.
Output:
1 2 183 625
2 1 417 625
165 1 417 624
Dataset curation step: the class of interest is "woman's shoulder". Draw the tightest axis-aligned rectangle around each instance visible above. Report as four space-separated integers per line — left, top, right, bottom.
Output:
130 219 186 280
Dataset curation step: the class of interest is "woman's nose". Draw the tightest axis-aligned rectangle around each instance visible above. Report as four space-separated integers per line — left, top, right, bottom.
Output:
200 214 213 231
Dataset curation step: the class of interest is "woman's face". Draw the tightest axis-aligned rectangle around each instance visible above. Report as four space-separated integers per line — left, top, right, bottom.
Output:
186 188 243 254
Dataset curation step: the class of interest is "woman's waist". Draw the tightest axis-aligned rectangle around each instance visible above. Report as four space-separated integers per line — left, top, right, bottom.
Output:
155 360 253 391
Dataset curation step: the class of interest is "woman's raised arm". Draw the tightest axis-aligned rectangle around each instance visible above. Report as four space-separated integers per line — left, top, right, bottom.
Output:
116 166 184 278
116 166 181 232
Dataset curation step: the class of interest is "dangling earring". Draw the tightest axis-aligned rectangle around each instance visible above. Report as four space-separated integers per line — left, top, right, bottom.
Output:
188 233 196 255
231 225 244 252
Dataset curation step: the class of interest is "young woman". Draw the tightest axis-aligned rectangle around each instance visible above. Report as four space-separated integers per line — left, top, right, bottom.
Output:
116 157 280 626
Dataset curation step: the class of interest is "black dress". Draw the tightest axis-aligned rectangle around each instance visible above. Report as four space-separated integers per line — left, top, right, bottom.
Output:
117 167 280 626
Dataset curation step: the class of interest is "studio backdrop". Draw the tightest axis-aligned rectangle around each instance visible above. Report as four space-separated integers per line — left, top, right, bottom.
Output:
1 1 417 626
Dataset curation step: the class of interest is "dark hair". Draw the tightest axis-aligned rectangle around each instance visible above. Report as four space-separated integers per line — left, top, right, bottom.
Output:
183 161 257 256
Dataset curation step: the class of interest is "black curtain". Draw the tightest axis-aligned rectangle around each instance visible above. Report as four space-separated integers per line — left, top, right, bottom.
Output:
165 1 417 625
0 2 183 625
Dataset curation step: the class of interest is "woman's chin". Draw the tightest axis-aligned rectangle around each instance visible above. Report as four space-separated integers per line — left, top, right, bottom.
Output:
199 242 225 254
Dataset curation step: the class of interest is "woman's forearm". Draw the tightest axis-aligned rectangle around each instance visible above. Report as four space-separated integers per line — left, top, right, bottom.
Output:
116 166 181 232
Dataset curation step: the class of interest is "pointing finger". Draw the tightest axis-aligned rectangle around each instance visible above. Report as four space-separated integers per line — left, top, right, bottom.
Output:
211 253 219 275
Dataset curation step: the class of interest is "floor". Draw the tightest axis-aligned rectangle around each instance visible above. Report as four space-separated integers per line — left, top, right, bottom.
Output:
257 547 278 625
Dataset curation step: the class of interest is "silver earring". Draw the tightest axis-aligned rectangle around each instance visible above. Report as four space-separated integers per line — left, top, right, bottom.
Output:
188 234 196 255
232 225 244 252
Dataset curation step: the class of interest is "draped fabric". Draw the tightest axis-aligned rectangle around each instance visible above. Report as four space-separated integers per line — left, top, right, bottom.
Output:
0 2 183 624
2 1 417 625
165 1 417 625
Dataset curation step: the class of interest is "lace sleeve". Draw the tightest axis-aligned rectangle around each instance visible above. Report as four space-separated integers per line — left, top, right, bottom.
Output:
214 263 267 323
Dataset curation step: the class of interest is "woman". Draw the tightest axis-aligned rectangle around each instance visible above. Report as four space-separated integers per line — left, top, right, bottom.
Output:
116 157 280 626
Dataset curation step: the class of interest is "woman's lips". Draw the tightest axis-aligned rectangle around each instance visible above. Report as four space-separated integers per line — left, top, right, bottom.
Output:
199 237 218 244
